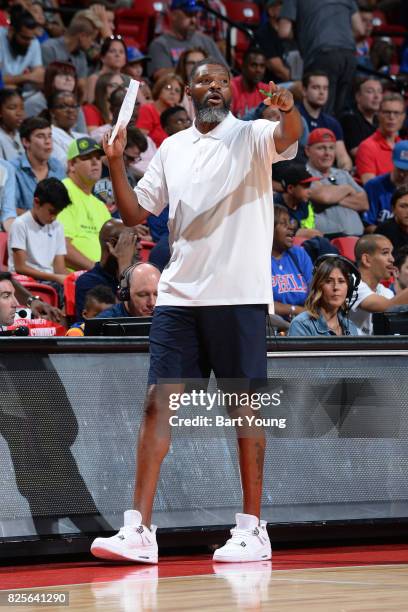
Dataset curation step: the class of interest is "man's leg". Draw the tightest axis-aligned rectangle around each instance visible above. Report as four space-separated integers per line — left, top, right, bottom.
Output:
133 383 182 527
199 305 271 562
238 432 266 519
91 306 205 563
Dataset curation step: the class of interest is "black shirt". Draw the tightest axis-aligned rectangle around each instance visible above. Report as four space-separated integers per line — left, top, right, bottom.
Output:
254 22 285 82
376 218 408 254
340 110 378 154
75 263 118 321
274 192 310 228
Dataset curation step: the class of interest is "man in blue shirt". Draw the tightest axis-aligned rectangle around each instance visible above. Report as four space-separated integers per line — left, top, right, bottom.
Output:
96 262 160 319
0 7 44 99
298 71 352 171
11 117 65 214
363 141 408 232
75 218 141 320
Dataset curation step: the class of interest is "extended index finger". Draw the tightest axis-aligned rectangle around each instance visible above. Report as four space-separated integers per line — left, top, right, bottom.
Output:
268 81 279 95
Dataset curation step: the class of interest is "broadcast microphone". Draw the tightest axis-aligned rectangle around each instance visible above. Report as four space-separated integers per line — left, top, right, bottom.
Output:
0 326 30 337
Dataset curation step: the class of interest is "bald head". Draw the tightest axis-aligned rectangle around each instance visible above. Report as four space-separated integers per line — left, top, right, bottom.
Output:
355 234 391 266
99 218 125 250
99 219 141 271
128 263 161 317
354 234 395 284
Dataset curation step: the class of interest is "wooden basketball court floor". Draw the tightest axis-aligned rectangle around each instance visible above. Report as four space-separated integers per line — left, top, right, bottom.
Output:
1 544 408 611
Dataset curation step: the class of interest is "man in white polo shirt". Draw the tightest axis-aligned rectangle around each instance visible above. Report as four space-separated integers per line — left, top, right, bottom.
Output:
91 58 302 564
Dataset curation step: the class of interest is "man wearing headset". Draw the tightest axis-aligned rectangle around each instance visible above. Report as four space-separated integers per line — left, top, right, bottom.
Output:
96 262 160 319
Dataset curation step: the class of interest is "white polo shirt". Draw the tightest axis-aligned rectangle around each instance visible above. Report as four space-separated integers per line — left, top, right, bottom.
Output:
135 113 297 306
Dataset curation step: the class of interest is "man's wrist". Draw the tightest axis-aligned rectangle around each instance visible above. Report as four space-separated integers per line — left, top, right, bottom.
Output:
288 305 296 320
280 104 295 114
26 295 41 307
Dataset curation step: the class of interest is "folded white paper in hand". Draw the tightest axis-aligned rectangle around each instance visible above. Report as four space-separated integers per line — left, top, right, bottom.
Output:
108 79 140 145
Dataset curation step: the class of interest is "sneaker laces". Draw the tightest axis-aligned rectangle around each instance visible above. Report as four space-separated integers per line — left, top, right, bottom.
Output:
226 527 253 547
115 525 142 540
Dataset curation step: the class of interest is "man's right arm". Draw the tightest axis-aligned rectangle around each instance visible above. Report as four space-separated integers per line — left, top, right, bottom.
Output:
359 289 408 312
103 129 150 226
278 18 293 39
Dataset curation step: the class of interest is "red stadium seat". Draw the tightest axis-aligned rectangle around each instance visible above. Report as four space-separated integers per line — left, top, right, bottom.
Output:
140 240 155 262
330 236 359 262
0 232 8 271
293 235 307 246
223 0 260 67
18 281 59 308
223 0 260 25
64 270 86 317
116 0 163 51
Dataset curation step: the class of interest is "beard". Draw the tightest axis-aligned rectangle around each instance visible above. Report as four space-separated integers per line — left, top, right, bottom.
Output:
193 94 230 124
9 34 30 57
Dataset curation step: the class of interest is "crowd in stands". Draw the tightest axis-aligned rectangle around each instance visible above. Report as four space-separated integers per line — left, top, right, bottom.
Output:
0 0 408 337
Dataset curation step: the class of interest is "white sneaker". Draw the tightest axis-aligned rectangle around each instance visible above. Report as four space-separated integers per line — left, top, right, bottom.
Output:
90 510 158 564
213 513 272 563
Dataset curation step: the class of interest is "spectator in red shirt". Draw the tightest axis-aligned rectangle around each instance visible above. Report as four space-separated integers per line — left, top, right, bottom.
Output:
231 48 268 119
136 73 184 148
356 92 406 184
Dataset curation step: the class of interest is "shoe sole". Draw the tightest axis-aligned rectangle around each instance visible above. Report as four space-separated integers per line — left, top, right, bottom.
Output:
91 542 158 564
213 551 272 563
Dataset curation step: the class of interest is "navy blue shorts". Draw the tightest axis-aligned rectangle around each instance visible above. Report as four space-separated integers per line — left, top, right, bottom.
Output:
148 305 267 387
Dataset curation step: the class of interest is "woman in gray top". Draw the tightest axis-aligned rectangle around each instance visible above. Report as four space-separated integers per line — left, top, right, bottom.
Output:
288 255 360 336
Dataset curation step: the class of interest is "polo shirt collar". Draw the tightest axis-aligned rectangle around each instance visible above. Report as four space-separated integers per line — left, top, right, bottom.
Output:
19 152 60 173
191 112 238 143
48 156 61 172
306 163 335 179
374 129 401 149
20 152 31 169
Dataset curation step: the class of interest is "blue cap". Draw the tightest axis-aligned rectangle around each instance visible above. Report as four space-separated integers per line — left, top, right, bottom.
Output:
170 0 201 13
393 140 408 171
126 47 150 64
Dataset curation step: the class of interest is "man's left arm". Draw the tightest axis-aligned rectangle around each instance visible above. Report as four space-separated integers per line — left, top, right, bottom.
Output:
11 278 63 322
263 82 302 153
339 190 369 212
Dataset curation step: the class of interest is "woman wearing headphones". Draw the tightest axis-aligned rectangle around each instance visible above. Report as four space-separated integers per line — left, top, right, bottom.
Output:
288 256 361 336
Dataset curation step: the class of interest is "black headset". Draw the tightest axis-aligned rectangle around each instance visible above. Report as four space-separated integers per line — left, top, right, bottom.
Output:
118 263 143 302
118 261 161 302
313 254 361 309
